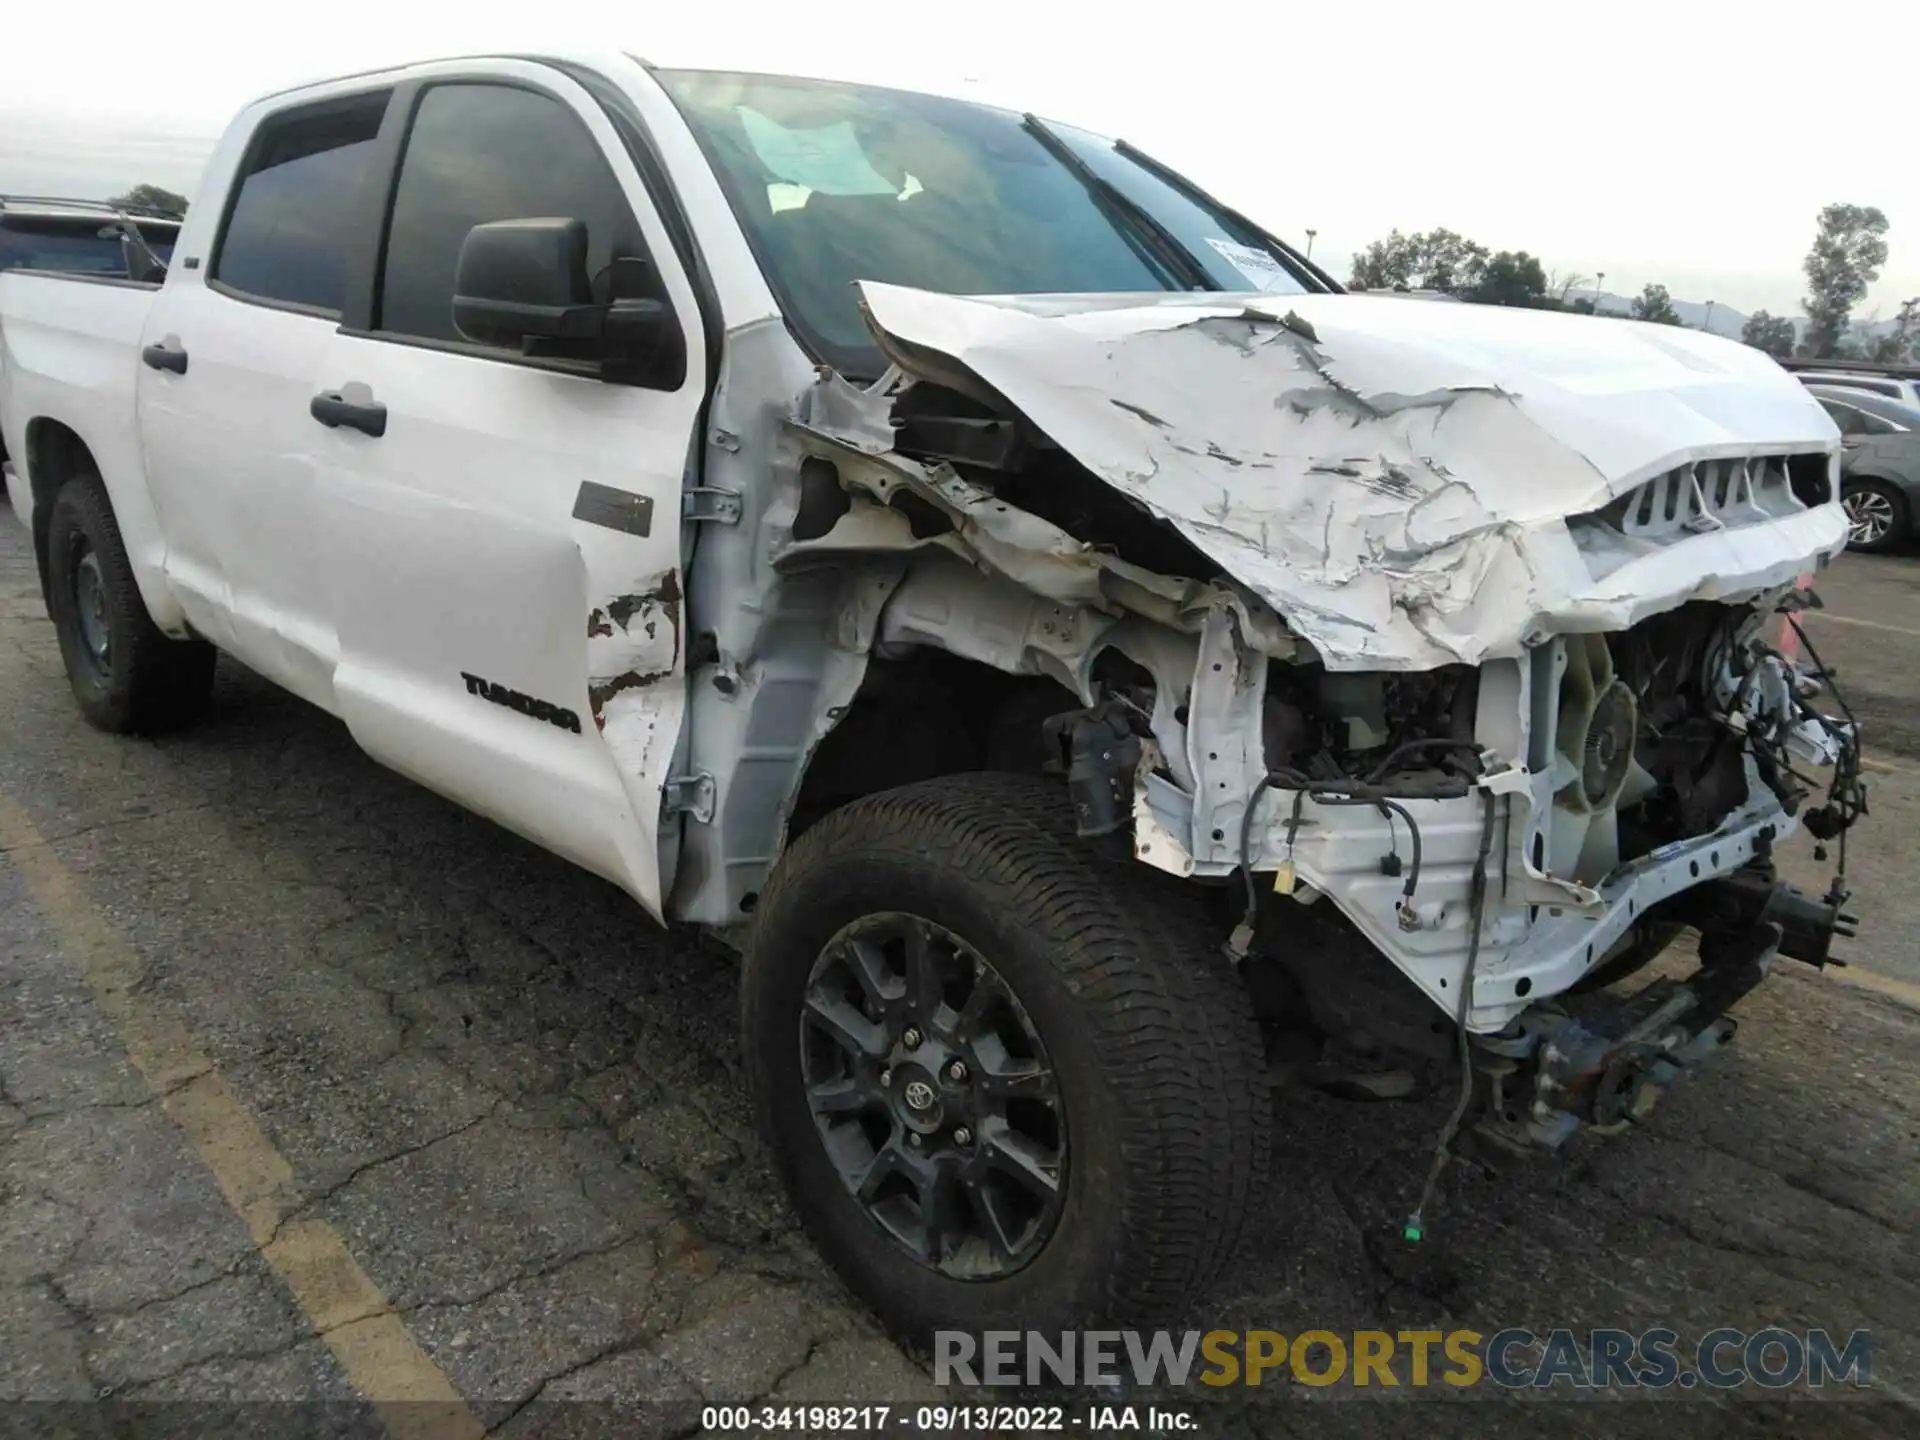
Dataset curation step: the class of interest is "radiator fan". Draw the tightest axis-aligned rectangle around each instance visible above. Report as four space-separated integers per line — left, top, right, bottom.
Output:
1547 635 1657 884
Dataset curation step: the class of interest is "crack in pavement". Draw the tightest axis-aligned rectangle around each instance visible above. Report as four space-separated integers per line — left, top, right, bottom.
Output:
397 1231 658 1322
0 803 219 854
260 1099 510 1252
65 1260 257 1326
481 1334 694 1435
114 1332 314 1396
40 1275 109 1399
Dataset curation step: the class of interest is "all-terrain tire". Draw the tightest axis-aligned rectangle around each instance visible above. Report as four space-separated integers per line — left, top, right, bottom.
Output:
743 772 1271 1345
45 472 215 733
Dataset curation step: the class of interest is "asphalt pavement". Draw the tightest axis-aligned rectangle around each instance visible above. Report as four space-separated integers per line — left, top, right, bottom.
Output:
1 505 1916 1439
1779 552 1920 985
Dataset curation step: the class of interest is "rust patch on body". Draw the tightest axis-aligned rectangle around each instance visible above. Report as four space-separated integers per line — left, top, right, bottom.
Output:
587 569 685 723
605 570 683 652
590 669 673 714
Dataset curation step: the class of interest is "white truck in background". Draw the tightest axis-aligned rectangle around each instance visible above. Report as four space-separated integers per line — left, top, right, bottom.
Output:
0 50 1867 1342
0 196 179 282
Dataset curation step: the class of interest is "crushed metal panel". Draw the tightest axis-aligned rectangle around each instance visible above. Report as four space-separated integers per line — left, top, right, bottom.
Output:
669 318 897 926
783 420 1114 608
854 283 1848 671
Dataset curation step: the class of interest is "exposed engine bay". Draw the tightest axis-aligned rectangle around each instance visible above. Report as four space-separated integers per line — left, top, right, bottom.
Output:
1252 598 1858 888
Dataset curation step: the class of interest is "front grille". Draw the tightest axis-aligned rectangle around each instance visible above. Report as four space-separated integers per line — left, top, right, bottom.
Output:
1606 455 1804 539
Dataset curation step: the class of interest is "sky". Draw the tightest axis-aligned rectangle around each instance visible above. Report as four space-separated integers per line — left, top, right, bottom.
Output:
4 0 1916 320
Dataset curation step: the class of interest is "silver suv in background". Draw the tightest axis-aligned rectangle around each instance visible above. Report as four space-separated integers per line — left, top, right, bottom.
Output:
1808 384 1920 552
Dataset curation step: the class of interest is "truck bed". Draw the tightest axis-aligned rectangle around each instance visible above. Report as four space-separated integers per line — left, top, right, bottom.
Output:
0 270 160 532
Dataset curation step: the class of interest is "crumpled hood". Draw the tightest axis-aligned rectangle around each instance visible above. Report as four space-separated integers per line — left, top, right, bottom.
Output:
857 283 1848 669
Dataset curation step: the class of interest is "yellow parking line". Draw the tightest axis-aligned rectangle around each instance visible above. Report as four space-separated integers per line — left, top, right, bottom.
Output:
0 790 483 1440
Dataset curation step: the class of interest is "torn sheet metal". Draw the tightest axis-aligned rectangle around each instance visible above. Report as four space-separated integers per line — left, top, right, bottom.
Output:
782 395 1301 661
855 283 1848 671
588 569 682 722
588 568 683 818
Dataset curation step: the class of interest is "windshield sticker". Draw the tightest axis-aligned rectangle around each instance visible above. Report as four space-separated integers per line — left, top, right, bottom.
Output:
736 106 898 197
1205 237 1292 291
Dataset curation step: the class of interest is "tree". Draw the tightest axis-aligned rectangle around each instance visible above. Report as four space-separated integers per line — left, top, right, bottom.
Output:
1349 228 1489 295
1466 251 1550 308
1631 284 1683 325
1741 310 1797 358
107 183 189 218
1800 203 1889 359
1548 271 1590 305
1868 298 1919 364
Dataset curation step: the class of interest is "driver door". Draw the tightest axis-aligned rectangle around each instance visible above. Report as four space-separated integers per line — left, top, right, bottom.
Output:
307 63 707 915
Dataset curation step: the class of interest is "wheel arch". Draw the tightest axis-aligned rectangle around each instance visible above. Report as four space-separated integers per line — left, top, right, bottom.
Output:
1842 468 1915 497
786 647 1081 840
669 544 1205 928
20 413 186 632
1842 469 1915 545
23 417 99 599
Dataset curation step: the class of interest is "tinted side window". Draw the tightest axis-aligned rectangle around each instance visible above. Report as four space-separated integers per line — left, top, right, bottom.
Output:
377 84 643 346
1817 376 1898 398
0 221 129 276
213 91 389 313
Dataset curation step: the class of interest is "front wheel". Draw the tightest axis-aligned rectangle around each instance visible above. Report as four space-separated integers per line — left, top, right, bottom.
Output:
742 773 1270 1344
1841 478 1909 554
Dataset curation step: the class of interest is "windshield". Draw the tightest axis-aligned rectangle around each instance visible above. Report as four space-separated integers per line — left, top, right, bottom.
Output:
0 219 175 276
657 69 1315 377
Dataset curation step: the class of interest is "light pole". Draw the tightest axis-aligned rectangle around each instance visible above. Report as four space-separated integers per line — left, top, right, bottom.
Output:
1594 272 1606 312
1304 229 1317 260
1703 299 1717 334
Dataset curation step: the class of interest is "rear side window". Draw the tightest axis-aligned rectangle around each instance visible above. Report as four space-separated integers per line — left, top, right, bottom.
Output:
1822 402 1883 436
213 90 389 314
0 221 131 276
1810 374 1897 398
376 83 645 346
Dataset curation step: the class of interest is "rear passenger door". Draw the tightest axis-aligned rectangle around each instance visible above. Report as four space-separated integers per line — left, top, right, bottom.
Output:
137 88 390 705
309 63 707 917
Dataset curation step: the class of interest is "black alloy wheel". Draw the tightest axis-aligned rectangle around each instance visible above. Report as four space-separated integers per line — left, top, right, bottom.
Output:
799 911 1066 1279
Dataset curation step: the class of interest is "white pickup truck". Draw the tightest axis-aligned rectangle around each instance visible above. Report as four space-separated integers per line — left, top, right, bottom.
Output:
0 51 1868 1340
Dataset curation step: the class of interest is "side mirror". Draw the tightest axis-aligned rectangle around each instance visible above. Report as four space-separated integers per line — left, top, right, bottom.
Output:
452 218 600 348
600 296 687 391
451 219 687 390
